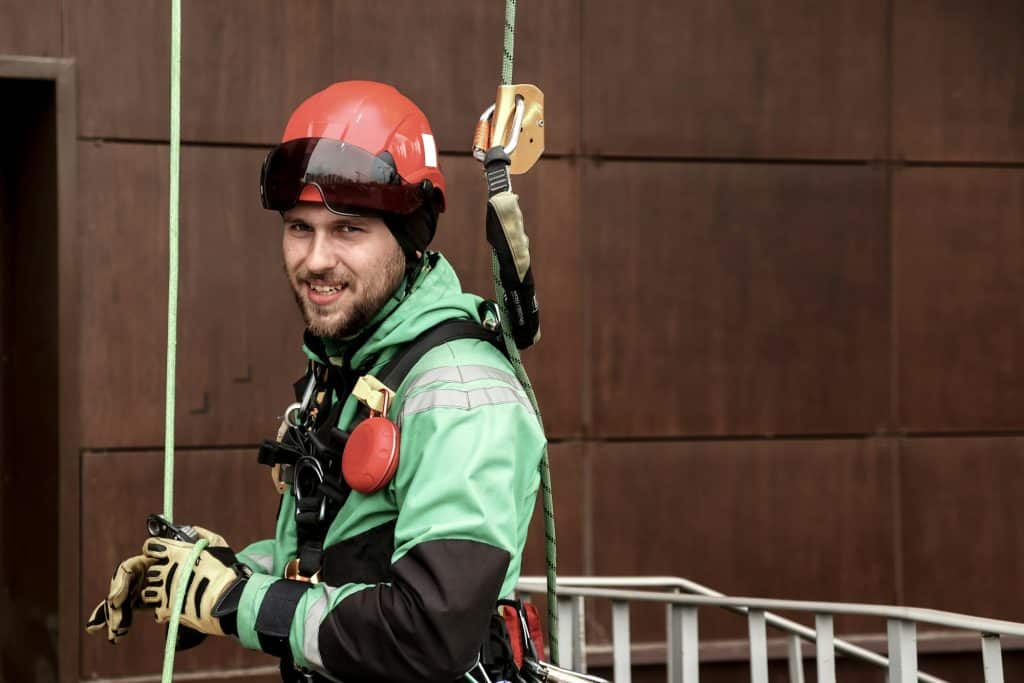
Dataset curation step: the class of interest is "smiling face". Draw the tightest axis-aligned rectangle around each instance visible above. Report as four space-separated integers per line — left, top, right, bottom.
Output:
282 202 406 339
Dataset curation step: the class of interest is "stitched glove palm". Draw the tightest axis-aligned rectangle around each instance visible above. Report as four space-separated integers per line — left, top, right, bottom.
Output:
85 554 155 643
140 535 250 637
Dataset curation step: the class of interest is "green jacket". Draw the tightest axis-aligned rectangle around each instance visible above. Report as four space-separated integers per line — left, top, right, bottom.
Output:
234 253 546 682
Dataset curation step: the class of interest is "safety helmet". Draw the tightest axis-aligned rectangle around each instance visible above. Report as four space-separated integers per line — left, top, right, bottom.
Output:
260 81 445 254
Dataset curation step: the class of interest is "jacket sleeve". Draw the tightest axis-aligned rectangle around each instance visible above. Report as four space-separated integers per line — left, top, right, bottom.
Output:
236 539 277 575
234 351 544 682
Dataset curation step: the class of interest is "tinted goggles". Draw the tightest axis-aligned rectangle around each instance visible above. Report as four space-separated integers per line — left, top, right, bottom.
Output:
260 137 423 215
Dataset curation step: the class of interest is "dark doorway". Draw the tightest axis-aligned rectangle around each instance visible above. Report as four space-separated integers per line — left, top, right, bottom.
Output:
0 77 60 683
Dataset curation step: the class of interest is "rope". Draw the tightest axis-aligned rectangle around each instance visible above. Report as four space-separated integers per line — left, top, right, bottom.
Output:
164 0 181 523
161 540 209 677
494 0 560 665
501 0 516 86
160 1 188 680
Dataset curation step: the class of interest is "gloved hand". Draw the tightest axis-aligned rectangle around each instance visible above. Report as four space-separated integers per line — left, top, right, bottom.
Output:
189 525 230 549
85 554 155 643
140 534 251 637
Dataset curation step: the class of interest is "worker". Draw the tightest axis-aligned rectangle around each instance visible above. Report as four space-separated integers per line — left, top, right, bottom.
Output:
86 80 546 683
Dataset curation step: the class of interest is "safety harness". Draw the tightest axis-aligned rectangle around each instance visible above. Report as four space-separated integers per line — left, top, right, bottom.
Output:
256 317 506 583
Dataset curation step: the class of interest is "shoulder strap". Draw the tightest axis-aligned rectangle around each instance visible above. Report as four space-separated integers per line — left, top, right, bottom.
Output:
376 319 504 392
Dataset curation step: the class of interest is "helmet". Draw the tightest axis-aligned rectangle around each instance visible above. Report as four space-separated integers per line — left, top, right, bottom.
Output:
260 81 445 253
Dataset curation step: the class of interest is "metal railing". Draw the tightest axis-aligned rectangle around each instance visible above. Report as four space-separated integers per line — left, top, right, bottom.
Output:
517 576 1024 683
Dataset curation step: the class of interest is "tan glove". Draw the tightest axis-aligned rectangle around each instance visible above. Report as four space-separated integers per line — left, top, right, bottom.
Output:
85 554 155 643
140 535 250 637
189 524 229 549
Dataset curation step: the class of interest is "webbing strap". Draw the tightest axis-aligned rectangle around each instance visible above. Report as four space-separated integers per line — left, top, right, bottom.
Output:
377 319 503 390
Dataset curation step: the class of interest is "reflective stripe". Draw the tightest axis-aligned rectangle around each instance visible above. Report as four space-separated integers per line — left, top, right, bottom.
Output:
405 363 521 394
401 386 534 422
302 586 340 677
241 552 273 574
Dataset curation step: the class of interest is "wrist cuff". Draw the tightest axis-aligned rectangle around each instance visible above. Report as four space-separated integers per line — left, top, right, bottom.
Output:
255 580 314 658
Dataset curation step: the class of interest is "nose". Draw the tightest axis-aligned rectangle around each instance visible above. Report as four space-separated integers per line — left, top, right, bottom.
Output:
304 228 336 275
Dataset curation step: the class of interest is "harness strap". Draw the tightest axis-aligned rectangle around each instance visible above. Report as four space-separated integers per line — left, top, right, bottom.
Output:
265 318 504 580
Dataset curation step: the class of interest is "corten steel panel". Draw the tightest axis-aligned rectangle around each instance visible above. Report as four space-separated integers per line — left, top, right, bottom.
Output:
174 146 302 447
589 439 898 643
78 141 300 448
519 442 586 649
0 0 60 56
900 437 1024 622
581 0 887 159
63 0 168 140
79 448 279 678
78 141 168 447
333 0 580 154
895 168 1024 432
893 0 1024 162
65 0 336 143
433 156 583 437
64 0 580 151
587 161 889 437
522 442 586 578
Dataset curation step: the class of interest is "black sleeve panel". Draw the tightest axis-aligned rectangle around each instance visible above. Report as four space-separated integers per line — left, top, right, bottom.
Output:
318 539 511 683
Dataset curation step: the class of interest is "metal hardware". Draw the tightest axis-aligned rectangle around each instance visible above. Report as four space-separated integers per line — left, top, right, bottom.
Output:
283 557 320 585
516 576 1024 683
473 97 525 161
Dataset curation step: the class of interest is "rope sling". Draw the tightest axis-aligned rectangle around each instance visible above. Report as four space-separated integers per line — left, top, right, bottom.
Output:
158 0 558 678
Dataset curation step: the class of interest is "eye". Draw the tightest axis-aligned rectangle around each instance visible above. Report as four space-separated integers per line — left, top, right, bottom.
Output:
287 222 313 233
334 223 363 235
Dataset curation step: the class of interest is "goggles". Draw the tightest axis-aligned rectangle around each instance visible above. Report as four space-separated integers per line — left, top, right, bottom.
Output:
260 137 424 215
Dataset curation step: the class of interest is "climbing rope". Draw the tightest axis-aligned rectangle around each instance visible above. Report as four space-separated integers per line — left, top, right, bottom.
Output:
164 0 180 523
492 0 561 665
159 1 203 680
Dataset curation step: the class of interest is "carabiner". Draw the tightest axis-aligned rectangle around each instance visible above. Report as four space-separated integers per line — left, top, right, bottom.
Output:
473 97 525 161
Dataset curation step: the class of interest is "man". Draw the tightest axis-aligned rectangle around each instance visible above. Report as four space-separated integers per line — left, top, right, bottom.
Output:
87 81 546 683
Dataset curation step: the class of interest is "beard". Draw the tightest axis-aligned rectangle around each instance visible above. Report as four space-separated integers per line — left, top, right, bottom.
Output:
288 250 406 341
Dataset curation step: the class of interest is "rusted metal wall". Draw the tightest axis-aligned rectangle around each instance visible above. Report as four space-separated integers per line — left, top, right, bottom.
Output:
1 0 1022 680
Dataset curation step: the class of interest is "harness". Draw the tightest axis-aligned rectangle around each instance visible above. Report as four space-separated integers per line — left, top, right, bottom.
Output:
257 317 505 583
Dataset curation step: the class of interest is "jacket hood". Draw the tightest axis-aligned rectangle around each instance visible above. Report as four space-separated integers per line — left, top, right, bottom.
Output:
302 252 483 371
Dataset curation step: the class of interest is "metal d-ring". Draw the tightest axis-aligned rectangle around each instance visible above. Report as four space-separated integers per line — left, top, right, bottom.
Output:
284 373 318 429
284 402 304 429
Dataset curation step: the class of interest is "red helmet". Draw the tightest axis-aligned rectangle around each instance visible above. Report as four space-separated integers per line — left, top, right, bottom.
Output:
261 81 445 216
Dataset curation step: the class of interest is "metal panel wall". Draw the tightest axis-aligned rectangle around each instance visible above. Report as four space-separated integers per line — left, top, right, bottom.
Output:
0 0 1016 679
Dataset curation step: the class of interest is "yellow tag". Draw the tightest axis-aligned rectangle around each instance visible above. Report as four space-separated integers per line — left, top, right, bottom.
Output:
352 375 395 414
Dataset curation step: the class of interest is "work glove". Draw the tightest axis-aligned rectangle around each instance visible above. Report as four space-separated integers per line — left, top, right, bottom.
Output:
85 554 155 643
140 533 251 638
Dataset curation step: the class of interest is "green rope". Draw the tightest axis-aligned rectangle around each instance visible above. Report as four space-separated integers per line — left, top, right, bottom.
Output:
161 1 185 681
161 539 208 678
163 0 181 523
495 0 560 665
501 0 516 86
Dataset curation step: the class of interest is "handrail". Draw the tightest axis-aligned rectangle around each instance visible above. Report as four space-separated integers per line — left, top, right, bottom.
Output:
518 581 1024 638
517 576 1021 683
518 576 945 682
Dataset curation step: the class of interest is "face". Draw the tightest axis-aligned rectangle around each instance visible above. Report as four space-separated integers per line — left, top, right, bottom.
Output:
282 202 406 339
